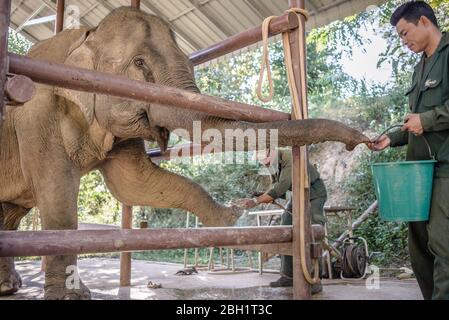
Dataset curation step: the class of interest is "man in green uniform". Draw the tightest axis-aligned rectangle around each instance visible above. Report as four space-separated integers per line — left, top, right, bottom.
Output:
235 148 327 293
371 1 449 300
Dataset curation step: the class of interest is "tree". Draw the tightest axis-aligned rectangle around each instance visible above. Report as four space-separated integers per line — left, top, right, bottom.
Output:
8 29 32 55
377 0 449 76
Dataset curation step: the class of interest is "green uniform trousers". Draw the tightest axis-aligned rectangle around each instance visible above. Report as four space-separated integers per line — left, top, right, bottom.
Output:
409 178 449 300
280 198 326 278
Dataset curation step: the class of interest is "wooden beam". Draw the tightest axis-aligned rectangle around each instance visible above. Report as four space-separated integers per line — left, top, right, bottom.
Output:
140 0 202 51
15 4 47 33
307 0 320 14
243 0 268 21
12 1 56 42
187 0 231 38
288 0 312 300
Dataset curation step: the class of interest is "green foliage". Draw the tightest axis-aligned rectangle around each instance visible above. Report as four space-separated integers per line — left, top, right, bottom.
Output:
77 171 121 225
196 35 355 114
343 147 409 265
8 29 32 55
377 0 449 76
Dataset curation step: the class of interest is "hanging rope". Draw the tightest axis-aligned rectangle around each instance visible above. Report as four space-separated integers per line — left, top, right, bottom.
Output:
257 8 320 285
257 16 277 103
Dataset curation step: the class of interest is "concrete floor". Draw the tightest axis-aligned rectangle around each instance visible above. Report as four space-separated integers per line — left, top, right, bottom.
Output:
0 258 423 300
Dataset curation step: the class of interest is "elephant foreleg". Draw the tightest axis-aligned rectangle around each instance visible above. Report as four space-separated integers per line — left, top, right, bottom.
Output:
23 160 91 300
0 203 29 296
99 140 243 227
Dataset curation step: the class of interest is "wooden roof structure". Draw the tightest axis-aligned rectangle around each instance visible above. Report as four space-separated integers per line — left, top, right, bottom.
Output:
10 0 385 65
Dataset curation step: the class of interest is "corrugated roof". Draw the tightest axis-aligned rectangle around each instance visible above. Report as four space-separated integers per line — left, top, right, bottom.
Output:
10 0 385 64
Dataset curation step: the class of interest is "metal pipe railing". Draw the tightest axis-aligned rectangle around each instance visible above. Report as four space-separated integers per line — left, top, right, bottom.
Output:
0 226 292 257
8 53 290 123
189 12 299 66
55 0 65 34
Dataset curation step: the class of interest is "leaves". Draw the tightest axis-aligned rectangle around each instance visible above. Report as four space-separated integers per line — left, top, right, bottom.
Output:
8 29 32 55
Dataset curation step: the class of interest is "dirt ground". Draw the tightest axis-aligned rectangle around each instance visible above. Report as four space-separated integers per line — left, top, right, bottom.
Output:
0 258 422 300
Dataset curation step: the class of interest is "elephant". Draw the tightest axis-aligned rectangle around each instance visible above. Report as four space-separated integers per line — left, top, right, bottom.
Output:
0 7 369 299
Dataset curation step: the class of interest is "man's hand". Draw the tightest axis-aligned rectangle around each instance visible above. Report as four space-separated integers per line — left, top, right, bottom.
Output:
402 114 424 136
233 198 257 209
369 135 391 151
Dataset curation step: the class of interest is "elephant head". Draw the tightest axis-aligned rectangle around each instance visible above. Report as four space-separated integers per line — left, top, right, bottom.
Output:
53 8 196 151
53 7 368 154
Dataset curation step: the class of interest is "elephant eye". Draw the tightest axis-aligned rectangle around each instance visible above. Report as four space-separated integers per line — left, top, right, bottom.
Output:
134 58 146 68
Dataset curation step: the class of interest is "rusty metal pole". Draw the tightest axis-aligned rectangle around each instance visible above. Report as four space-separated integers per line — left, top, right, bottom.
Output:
190 12 299 66
0 0 11 132
0 227 293 257
120 205 133 287
9 53 290 123
55 0 65 34
131 0 141 10
288 0 312 300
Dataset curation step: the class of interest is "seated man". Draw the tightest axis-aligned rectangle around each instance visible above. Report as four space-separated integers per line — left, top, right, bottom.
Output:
235 148 327 293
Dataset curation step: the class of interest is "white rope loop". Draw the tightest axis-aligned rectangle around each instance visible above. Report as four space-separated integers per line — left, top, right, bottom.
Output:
257 16 277 103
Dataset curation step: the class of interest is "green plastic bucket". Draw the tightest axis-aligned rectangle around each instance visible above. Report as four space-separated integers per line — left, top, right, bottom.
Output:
370 125 437 222
371 160 436 222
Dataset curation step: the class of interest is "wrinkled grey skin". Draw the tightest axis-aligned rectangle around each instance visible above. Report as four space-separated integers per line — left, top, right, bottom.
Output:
0 8 369 299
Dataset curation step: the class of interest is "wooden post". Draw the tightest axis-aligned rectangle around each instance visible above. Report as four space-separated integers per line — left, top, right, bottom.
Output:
120 205 133 287
194 216 199 266
131 0 141 10
288 0 312 300
55 0 65 34
0 0 11 131
184 212 190 268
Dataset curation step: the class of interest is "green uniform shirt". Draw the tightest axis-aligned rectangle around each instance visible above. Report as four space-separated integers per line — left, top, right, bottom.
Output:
266 149 327 201
388 32 449 177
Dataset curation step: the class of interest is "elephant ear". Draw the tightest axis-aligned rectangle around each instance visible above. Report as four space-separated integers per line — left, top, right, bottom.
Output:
55 29 97 125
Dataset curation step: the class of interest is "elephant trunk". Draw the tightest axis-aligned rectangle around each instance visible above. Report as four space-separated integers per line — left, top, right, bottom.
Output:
150 72 369 151
247 119 370 151
162 115 370 152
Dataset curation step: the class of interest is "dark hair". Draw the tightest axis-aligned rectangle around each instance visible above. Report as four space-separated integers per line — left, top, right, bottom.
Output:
390 1 439 29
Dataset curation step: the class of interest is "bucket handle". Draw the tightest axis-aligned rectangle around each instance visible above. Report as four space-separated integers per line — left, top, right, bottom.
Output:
371 124 435 161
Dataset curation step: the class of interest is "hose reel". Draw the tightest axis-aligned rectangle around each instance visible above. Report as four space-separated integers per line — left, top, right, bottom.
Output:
331 236 370 280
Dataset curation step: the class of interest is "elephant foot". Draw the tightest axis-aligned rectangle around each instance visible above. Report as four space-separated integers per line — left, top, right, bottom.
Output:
221 205 245 226
0 260 22 296
44 280 91 300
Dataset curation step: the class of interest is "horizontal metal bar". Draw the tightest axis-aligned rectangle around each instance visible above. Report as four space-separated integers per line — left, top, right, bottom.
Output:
0 226 292 257
224 243 292 256
24 15 56 27
189 12 299 66
8 53 290 123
